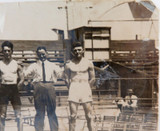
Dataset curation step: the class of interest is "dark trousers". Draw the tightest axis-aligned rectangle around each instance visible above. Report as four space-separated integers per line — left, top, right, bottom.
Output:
33 82 58 131
0 84 22 131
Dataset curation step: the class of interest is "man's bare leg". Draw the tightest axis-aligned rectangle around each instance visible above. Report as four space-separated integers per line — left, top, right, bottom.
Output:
0 104 7 131
69 101 78 131
13 105 22 131
82 102 94 131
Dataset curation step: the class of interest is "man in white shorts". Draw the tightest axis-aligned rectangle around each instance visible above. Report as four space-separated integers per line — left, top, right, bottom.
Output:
65 42 95 131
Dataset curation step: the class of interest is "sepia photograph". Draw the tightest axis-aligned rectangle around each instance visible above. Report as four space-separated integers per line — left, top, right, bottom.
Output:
0 0 159 131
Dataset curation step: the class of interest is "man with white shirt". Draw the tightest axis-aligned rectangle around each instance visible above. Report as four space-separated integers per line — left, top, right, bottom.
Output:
24 46 62 131
0 41 23 131
65 42 95 131
123 89 138 112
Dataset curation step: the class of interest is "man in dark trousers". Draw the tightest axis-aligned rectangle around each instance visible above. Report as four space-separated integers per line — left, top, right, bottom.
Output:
0 41 23 131
24 46 63 131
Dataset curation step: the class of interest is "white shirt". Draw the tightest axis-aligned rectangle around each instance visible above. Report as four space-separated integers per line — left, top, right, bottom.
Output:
65 57 94 82
124 95 138 107
0 59 18 84
24 60 63 83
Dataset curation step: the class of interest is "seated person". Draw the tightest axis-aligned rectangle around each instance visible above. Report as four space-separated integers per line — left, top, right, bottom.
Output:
123 89 138 112
113 97 124 112
112 97 125 121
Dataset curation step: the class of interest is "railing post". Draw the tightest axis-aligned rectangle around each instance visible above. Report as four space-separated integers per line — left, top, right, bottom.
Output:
151 79 155 109
118 79 121 97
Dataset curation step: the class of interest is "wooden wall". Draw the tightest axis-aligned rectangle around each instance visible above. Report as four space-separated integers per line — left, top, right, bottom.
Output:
110 40 159 77
0 40 64 51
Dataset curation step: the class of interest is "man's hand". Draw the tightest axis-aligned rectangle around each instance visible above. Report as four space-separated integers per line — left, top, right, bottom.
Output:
17 81 24 90
89 78 96 88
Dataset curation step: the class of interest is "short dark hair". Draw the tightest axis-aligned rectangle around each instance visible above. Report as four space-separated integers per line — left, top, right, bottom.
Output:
36 46 47 53
1 41 13 51
73 41 83 49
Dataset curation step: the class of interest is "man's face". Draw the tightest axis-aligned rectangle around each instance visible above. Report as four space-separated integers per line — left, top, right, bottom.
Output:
73 46 84 58
37 49 47 61
2 46 13 59
128 92 132 96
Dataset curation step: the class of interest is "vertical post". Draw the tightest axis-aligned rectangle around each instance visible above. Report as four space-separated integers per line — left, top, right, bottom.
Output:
63 40 66 64
65 5 69 39
22 50 25 61
91 31 94 60
118 79 121 97
98 91 101 106
83 33 86 58
58 94 61 107
151 79 154 109
17 117 23 131
108 28 111 60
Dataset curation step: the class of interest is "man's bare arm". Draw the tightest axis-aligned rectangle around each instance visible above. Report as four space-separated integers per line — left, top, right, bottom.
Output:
17 64 25 90
88 62 96 88
64 64 71 89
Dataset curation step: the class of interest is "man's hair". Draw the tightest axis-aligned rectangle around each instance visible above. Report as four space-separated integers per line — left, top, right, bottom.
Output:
73 41 83 49
36 46 47 53
1 41 13 51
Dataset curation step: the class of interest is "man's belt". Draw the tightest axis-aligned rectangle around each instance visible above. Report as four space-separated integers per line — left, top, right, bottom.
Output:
33 81 54 84
40 81 54 83
71 79 88 82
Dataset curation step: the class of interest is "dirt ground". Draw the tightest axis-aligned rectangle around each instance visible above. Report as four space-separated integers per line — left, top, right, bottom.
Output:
5 104 121 131
4 95 158 131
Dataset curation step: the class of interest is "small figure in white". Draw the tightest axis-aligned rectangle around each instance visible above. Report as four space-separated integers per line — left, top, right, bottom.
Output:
123 89 138 112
